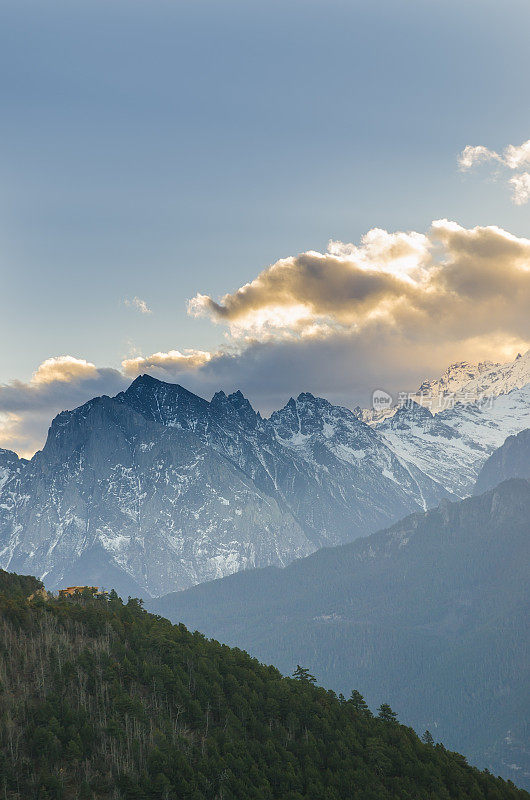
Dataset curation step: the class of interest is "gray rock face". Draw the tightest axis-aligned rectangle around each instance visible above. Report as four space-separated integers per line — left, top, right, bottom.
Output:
0 449 25 492
0 376 457 597
117 377 454 543
475 428 530 494
0 395 312 597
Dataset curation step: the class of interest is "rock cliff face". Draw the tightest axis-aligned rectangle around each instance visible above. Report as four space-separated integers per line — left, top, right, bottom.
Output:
0 394 312 597
0 449 25 492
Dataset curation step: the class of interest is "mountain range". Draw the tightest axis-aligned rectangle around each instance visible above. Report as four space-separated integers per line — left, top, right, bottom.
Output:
0 351 528 597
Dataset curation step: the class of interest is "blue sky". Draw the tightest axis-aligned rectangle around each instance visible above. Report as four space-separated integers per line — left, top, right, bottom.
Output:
1 0 530 454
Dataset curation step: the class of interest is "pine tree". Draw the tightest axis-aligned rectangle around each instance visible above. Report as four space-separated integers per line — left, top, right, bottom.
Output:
422 730 435 746
378 703 398 723
349 690 372 716
292 665 316 683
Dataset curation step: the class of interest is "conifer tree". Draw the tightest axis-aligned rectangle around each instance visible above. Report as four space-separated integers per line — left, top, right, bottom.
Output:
422 730 435 746
349 690 372 716
292 665 316 683
378 703 398 723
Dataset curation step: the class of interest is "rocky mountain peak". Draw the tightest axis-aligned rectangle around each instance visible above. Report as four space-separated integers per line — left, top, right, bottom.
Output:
116 375 210 429
385 401 433 430
415 350 530 406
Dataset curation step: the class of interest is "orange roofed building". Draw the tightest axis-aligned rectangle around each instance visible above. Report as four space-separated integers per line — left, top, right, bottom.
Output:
58 586 107 597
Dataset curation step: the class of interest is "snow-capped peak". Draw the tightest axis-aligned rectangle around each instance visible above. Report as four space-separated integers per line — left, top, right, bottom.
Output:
414 350 530 407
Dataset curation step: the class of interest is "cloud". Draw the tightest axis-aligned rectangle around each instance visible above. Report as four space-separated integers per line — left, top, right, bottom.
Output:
458 137 530 204
189 220 530 343
503 140 530 170
188 228 433 339
509 172 530 206
458 145 501 171
0 358 128 457
2 220 529 457
124 296 152 314
122 349 212 378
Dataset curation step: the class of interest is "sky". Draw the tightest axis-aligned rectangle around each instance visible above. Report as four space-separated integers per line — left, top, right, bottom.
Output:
1 0 530 455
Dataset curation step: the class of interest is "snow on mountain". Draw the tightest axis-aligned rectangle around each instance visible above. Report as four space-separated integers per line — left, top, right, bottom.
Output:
0 349 528 597
414 350 530 408
0 377 456 597
378 384 530 496
0 449 25 493
268 393 450 524
0 396 313 597
355 350 530 423
118 377 452 545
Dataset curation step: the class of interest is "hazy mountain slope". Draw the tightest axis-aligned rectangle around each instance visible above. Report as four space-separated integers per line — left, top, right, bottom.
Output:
151 479 530 787
2 571 526 800
475 428 530 494
0 395 312 597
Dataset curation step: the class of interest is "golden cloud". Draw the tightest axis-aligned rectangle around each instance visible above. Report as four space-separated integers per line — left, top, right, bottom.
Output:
2 220 529 457
31 356 100 385
122 349 212 376
188 220 530 346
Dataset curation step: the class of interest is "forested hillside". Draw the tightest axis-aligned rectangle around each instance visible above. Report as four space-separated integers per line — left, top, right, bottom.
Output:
0 570 527 800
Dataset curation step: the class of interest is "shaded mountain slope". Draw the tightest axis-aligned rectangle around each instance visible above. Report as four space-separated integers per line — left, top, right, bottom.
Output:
152 479 530 787
475 429 530 494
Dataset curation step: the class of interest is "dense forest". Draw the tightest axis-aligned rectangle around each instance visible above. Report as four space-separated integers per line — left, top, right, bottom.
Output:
0 570 527 800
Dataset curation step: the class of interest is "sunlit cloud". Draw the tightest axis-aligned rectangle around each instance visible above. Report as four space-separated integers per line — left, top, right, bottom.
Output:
124 296 152 314
189 220 530 341
509 172 530 206
2 220 529 458
31 356 100 385
0 360 128 457
458 137 530 204
122 349 212 377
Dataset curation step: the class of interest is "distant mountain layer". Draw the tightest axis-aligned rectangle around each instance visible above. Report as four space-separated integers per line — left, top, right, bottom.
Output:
151 478 530 788
356 350 530 424
475 428 530 494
